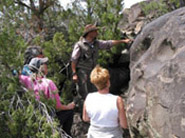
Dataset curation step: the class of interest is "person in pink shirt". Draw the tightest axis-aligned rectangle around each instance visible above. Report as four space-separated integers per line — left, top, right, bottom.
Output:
19 57 75 136
19 74 64 109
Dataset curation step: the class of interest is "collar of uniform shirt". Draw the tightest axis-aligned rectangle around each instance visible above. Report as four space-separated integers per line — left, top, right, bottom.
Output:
83 39 95 48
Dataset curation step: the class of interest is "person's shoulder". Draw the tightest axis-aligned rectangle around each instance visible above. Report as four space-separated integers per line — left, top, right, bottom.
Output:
75 37 84 45
19 74 31 80
43 77 51 81
76 41 82 46
117 96 122 100
42 78 54 84
117 96 124 104
90 92 98 95
73 40 82 48
86 92 98 98
108 93 118 97
77 38 86 45
41 78 57 90
95 39 100 42
75 40 81 44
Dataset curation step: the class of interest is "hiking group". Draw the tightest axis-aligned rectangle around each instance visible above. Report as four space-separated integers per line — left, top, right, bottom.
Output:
19 23 132 138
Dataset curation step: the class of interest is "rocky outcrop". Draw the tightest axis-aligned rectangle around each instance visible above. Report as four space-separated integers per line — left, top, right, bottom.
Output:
120 0 161 38
127 7 185 138
120 1 147 37
71 113 89 138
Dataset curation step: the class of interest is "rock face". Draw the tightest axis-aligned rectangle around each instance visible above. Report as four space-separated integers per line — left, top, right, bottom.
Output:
71 113 89 138
120 1 148 38
120 0 161 38
127 7 185 138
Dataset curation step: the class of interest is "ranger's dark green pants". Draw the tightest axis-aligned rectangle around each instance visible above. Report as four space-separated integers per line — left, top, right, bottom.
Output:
77 68 97 99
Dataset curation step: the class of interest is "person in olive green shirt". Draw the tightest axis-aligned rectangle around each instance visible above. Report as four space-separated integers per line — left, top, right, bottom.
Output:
71 24 132 100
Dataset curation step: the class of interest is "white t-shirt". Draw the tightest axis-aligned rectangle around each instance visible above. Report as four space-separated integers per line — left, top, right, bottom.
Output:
85 92 119 127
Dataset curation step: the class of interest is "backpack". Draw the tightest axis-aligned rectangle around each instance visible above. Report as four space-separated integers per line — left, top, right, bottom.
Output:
21 64 32 76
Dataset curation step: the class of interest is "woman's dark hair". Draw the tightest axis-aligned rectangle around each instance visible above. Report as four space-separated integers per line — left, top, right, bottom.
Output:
24 45 43 65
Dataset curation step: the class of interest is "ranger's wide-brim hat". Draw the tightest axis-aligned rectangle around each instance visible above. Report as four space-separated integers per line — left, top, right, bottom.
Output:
82 24 99 37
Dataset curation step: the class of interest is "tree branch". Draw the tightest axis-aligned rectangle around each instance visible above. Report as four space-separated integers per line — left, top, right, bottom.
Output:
14 0 31 10
40 0 55 14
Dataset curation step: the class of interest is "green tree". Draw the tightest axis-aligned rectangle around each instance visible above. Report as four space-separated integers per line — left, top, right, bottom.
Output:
0 1 72 137
64 0 126 66
14 0 59 32
0 0 130 136
0 26 69 137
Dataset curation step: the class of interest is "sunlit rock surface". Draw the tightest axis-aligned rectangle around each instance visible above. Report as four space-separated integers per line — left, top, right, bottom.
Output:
127 7 185 138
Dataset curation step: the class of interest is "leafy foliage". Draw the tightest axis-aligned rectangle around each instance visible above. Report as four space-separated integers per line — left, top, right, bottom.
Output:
140 0 184 19
0 90 69 138
0 0 131 137
0 19 71 137
64 0 127 66
140 0 168 18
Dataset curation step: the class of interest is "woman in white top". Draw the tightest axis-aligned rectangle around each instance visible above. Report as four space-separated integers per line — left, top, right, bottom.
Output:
83 65 129 138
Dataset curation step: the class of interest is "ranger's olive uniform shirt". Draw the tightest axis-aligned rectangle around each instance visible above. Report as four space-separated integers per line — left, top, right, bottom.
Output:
71 38 113 70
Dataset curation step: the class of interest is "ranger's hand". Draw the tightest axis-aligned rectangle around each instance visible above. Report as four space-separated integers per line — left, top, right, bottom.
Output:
123 38 133 44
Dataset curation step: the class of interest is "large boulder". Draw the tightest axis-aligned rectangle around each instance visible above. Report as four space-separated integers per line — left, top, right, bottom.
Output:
127 7 185 138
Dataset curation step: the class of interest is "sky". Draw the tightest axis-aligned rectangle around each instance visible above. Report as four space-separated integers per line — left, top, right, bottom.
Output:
124 0 145 8
59 0 146 9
